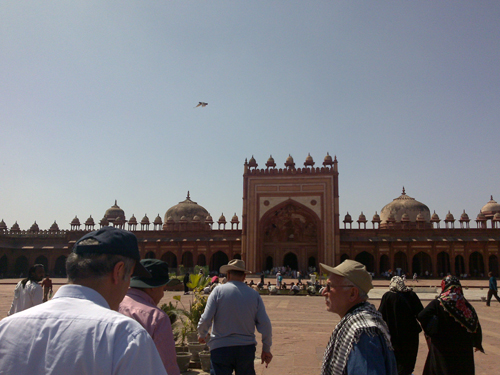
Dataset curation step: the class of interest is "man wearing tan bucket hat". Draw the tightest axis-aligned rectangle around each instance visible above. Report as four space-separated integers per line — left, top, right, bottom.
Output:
319 260 397 375
197 259 273 375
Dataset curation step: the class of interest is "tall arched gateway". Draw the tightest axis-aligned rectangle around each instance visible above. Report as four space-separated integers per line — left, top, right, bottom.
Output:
241 154 340 272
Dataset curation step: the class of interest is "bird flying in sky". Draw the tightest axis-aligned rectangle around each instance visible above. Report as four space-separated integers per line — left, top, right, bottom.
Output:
195 102 208 108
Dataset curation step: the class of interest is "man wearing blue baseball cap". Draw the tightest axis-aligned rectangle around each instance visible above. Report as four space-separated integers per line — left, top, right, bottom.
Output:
0 227 167 375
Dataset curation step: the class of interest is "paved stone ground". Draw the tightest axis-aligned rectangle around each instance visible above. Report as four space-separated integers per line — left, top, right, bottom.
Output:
0 278 498 375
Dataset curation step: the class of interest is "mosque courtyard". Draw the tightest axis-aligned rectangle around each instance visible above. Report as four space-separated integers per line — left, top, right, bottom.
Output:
0 278 498 375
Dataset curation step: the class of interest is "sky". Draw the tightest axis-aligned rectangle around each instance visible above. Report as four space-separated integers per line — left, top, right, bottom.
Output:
1 1 499 230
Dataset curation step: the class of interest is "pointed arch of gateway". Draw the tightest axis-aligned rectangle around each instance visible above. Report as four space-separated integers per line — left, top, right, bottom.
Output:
258 200 322 274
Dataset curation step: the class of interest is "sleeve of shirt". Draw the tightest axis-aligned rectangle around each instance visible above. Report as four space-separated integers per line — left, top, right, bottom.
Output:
254 295 272 352
197 290 217 339
31 284 44 306
113 329 168 375
152 313 181 375
346 332 397 375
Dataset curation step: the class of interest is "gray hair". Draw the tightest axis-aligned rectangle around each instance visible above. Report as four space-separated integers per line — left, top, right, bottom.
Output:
66 253 135 281
337 275 368 301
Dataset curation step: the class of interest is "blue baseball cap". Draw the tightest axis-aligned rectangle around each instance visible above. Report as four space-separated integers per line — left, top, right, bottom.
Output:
73 227 151 278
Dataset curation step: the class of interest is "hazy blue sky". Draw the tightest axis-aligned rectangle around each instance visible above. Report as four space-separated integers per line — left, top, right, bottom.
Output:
1 1 499 230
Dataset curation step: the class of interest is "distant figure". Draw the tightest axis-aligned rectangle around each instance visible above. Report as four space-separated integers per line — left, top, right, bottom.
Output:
41 276 53 302
276 272 282 289
418 275 484 375
195 102 208 108
8 264 45 315
297 271 302 284
119 259 180 375
198 259 273 373
486 271 500 306
183 272 190 295
290 282 300 295
413 273 418 282
379 276 423 375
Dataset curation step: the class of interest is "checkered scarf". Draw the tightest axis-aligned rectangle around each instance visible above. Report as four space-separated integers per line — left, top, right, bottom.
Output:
321 302 393 375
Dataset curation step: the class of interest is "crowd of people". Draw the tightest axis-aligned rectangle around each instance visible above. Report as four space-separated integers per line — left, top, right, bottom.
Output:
0 226 491 375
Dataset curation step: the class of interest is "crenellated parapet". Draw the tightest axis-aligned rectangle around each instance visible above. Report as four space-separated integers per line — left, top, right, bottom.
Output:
244 153 338 176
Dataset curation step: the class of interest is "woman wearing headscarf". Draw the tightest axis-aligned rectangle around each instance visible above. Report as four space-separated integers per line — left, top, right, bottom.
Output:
378 276 423 375
418 275 484 375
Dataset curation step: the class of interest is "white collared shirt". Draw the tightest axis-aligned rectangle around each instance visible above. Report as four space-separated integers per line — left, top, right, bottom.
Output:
8 279 43 315
0 284 167 375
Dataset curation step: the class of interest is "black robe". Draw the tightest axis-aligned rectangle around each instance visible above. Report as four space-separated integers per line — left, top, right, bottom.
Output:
379 290 423 375
418 299 482 375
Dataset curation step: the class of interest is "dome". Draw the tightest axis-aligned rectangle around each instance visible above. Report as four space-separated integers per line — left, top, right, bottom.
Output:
266 155 276 168
49 221 60 232
0 219 7 230
141 214 150 225
85 215 95 226
476 211 487 221
460 210 470 221
445 211 455 221
11 221 20 231
284 154 295 169
494 212 500 221
231 213 239 223
193 215 200 222
153 214 162 225
304 153 315 167
323 152 333 166
29 221 39 232
344 212 352 222
100 216 109 226
70 216 81 226
205 215 213 224
431 211 440 222
481 196 500 218
358 212 367 222
248 156 258 168
416 212 426 222
372 212 381 222
401 213 410 222
104 200 126 222
164 192 210 224
380 188 431 224
218 213 227 223
128 214 137 225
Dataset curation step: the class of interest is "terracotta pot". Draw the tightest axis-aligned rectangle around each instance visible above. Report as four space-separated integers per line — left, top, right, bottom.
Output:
199 351 211 372
176 352 192 373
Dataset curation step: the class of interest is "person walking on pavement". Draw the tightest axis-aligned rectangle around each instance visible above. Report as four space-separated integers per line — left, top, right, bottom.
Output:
486 271 500 306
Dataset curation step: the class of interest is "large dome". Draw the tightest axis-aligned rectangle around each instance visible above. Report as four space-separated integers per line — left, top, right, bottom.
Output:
104 200 125 222
164 192 210 223
380 188 431 224
481 196 500 219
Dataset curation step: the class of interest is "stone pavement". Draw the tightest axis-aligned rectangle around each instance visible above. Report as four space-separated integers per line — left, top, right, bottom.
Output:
0 278 499 375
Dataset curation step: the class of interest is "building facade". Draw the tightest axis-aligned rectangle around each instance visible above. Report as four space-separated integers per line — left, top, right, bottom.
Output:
1 154 499 278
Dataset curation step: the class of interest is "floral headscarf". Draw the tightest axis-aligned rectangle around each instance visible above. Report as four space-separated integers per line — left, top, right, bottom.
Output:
389 276 412 293
438 275 479 333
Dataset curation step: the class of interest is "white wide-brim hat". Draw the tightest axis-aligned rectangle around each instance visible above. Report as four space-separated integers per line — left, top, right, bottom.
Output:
220 259 252 274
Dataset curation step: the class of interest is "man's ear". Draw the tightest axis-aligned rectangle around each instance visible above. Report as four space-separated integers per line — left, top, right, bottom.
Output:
349 286 359 301
112 261 125 285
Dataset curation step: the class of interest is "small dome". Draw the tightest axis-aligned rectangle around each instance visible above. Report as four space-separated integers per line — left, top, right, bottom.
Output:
180 215 188 222
100 216 109 226
128 215 137 225
154 214 162 225
284 154 295 169
323 152 333 166
481 196 500 218
372 212 381 222
141 214 150 225
205 215 213 224
386 213 396 223
218 213 226 223
494 212 500 221
11 221 20 231
114 216 125 225
358 212 367 222
166 216 174 223
29 221 39 232
85 215 95 226
380 188 431 224
266 155 276 168
231 213 239 223
0 219 7 230
431 211 440 222
445 211 455 221
416 212 426 222
344 212 352 222
49 221 60 232
401 213 410 222
460 210 470 221
476 211 487 221
164 192 210 224
193 215 200 222
49 220 59 232
248 156 258 168
104 200 126 222
70 216 81 226
304 153 315 167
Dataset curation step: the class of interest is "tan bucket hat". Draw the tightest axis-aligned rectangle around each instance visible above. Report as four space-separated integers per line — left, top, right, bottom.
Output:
220 259 252 274
320 259 373 294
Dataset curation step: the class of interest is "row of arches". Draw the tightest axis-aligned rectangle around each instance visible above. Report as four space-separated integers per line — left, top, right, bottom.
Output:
0 255 67 278
144 250 241 273
344 251 499 277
